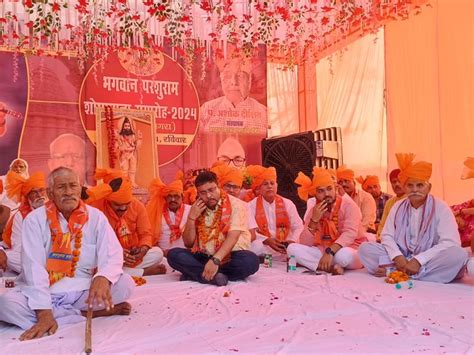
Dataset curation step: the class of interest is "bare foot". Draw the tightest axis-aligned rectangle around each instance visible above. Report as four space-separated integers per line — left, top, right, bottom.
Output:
143 262 167 276
81 302 132 318
374 267 387 277
331 264 344 275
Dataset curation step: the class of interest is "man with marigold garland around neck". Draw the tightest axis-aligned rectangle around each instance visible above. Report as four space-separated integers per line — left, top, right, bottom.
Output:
288 168 367 275
167 171 259 287
0 171 48 273
0 167 134 340
88 169 165 277
358 154 468 283
146 177 191 255
246 165 303 260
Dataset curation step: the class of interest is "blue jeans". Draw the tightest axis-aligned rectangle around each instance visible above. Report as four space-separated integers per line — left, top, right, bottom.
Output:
167 248 259 283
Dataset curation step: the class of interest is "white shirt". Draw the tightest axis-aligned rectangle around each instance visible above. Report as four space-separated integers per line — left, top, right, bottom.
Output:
2 212 24 273
381 197 461 265
20 204 124 310
158 204 191 251
248 196 303 242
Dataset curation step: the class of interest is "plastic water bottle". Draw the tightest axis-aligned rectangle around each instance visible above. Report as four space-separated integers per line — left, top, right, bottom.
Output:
395 280 414 289
287 255 297 272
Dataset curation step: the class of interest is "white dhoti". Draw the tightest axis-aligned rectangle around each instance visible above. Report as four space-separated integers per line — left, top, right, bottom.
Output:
123 247 163 277
5 249 22 274
286 243 362 272
0 273 135 330
358 242 468 283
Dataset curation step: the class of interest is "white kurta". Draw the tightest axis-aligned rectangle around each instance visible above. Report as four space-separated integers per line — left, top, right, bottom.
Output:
158 204 191 251
4 212 24 273
20 204 125 310
381 197 461 265
0 175 20 214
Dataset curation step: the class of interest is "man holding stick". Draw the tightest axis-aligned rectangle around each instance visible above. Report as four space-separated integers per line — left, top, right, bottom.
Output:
0 167 134 340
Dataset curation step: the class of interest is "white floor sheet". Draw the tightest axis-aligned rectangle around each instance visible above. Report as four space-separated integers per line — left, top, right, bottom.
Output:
1 262 473 354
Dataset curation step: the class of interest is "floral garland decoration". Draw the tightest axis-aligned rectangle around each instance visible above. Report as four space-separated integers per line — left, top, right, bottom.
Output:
105 105 118 168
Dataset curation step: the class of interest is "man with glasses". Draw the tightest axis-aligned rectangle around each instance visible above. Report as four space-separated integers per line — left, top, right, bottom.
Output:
1 171 47 273
146 178 191 255
216 137 247 169
48 133 87 185
167 171 259 286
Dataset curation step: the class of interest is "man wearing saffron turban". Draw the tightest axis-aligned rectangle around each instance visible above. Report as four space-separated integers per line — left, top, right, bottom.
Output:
289 168 367 274
359 154 468 283
1 171 48 273
146 178 191 254
246 165 303 260
88 169 165 277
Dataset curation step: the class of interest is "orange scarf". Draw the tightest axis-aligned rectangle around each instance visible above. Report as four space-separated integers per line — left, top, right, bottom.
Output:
103 201 135 250
192 191 232 255
2 200 32 248
163 204 185 243
46 200 88 285
255 195 290 241
312 196 342 247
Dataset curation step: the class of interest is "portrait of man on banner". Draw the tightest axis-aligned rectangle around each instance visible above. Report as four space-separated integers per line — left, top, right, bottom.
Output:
96 108 157 189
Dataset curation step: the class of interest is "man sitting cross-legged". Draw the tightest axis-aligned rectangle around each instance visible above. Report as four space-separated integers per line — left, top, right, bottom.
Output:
1 171 48 273
0 167 134 340
88 169 165 277
359 154 468 283
288 168 367 275
167 171 259 286
146 177 191 255
246 165 303 260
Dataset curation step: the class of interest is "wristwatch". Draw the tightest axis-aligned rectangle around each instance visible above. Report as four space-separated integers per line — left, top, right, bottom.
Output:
325 247 335 256
211 256 221 266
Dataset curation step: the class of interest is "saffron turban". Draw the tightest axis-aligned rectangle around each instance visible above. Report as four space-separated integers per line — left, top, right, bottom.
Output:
336 165 355 181
356 175 380 191
327 169 337 180
211 163 243 187
389 169 401 181
294 167 333 201
245 165 277 190
146 177 184 239
461 157 474 180
87 169 133 204
396 153 432 184
6 171 46 202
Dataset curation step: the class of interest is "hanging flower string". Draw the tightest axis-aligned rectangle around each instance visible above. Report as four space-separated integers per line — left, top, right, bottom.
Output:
105 105 118 169
0 0 430 68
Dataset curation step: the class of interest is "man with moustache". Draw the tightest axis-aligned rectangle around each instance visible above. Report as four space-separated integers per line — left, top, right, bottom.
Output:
1 171 48 273
289 168 367 275
337 166 377 233
0 158 30 216
167 171 259 286
0 167 134 340
88 169 165 276
116 117 142 187
246 165 303 259
357 175 392 228
358 154 468 282
376 169 406 241
146 178 191 254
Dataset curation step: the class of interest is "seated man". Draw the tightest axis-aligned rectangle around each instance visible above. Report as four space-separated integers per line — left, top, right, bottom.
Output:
211 163 257 243
376 169 406 241
88 169 165 277
1 171 48 273
146 178 191 254
246 165 303 259
0 158 30 216
289 169 366 274
167 171 259 286
337 166 376 233
357 175 392 229
359 154 468 283
0 167 134 340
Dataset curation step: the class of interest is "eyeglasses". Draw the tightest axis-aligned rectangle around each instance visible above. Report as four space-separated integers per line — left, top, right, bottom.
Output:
217 155 246 167
51 153 84 162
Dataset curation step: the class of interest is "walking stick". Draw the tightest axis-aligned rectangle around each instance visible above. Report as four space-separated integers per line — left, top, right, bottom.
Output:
85 309 93 354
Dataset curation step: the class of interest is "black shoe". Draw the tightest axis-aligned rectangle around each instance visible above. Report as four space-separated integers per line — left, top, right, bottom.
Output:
211 272 228 286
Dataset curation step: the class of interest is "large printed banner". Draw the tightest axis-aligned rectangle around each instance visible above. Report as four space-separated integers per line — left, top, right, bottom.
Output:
0 47 267 187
